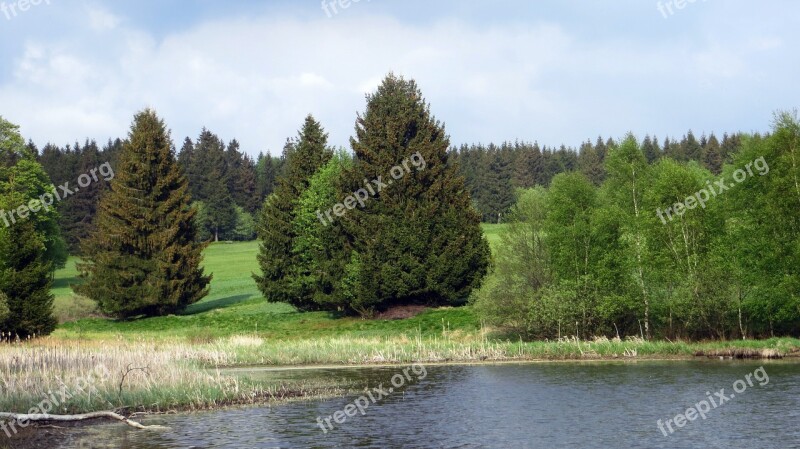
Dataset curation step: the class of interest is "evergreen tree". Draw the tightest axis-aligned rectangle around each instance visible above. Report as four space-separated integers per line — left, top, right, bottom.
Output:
641 135 660 164
513 142 544 187
578 140 604 185
703 133 723 174
177 137 195 188
682 131 703 161
75 110 210 318
339 74 490 314
254 115 332 305
0 193 56 337
0 119 58 336
256 152 279 203
59 140 106 252
193 130 236 241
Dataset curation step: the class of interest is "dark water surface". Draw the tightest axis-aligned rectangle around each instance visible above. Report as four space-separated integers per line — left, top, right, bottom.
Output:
59 361 800 448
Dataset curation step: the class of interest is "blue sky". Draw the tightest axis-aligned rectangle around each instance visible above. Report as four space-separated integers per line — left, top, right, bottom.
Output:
0 0 797 156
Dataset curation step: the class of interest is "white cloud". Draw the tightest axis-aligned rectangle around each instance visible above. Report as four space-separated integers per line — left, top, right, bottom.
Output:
86 6 121 31
0 8 794 156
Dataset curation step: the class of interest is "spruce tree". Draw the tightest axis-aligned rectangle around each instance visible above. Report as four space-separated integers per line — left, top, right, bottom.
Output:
340 74 490 314
703 133 723 174
60 140 106 252
75 110 211 318
0 192 56 337
194 130 236 241
254 115 332 306
0 118 59 333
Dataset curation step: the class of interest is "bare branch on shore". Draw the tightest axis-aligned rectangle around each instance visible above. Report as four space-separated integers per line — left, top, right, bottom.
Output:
0 411 168 430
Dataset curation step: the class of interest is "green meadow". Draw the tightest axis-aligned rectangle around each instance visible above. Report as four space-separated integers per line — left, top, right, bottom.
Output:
52 223 506 341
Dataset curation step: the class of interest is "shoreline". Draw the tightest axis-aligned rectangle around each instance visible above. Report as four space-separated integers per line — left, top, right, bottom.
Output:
1 336 798 447
1 345 798 449
215 352 798 373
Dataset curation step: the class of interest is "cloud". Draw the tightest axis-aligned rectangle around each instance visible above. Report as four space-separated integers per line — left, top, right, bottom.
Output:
0 3 796 156
86 5 121 31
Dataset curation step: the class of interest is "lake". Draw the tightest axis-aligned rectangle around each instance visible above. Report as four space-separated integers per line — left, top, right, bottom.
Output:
57 361 800 448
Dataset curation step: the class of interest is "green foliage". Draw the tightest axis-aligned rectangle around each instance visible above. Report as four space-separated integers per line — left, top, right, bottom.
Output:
0 117 60 336
474 113 800 340
0 291 9 323
230 205 256 241
0 116 67 270
254 115 333 306
0 191 56 336
194 202 255 242
472 187 552 338
338 74 490 315
288 150 352 310
74 110 211 319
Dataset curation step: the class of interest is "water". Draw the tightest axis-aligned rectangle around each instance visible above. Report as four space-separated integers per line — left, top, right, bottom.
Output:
59 361 800 448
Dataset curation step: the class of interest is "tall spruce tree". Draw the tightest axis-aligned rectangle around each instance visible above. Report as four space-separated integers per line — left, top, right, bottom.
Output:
340 74 490 314
254 115 332 306
194 130 236 241
60 140 106 252
75 110 210 318
0 193 56 337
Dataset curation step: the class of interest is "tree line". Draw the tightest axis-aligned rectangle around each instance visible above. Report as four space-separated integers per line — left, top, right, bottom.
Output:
451 131 743 223
473 112 798 340
29 134 286 252
28 121 744 251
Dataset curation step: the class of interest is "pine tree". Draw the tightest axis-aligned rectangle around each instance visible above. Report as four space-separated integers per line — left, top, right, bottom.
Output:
177 137 195 189
60 140 106 252
0 118 57 336
641 135 660 164
254 115 332 306
682 131 702 161
703 133 723 174
512 142 544 188
578 140 604 185
256 152 279 203
75 110 211 318
339 74 490 314
193 130 236 241
0 197 56 337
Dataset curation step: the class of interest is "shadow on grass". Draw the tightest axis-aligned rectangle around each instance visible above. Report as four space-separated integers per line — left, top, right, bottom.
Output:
52 276 81 290
182 294 253 315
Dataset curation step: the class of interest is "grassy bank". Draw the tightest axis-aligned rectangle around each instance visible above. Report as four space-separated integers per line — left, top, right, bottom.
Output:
3 224 800 418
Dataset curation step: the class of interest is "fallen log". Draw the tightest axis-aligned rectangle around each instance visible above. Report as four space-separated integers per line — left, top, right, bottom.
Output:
0 411 168 430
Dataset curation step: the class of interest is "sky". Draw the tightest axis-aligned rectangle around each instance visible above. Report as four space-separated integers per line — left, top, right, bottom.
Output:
0 0 798 157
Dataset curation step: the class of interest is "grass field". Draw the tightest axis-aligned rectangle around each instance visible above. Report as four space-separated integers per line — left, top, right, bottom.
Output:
3 222 799 418
52 224 508 338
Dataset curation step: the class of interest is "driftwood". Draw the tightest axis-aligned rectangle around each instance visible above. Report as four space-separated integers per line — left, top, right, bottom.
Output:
0 411 168 430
